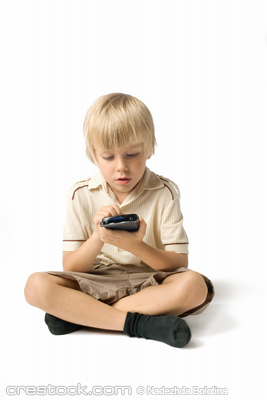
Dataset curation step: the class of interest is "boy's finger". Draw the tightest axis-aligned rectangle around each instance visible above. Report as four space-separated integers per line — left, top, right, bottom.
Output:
105 204 121 216
112 204 122 215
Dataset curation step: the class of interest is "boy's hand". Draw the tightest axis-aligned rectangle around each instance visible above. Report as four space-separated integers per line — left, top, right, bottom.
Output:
99 216 147 252
93 204 122 238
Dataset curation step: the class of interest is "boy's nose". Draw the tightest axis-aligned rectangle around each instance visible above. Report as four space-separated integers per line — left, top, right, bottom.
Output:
116 158 128 171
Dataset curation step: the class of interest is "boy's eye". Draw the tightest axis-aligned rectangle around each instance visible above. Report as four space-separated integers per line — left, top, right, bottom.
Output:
127 153 139 157
102 156 114 160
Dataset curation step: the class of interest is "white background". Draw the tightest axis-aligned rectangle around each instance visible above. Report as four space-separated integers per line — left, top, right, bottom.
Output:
1 0 266 399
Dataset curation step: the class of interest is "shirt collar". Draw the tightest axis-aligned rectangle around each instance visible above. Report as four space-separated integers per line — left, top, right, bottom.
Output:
134 166 164 194
88 171 109 191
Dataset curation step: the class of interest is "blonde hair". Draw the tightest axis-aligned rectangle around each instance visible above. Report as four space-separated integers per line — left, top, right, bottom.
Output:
83 93 156 164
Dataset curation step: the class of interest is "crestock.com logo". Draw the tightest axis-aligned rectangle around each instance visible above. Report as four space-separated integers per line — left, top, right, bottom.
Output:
6 384 132 396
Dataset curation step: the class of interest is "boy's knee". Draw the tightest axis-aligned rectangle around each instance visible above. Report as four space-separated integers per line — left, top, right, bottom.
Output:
183 271 208 306
24 272 50 307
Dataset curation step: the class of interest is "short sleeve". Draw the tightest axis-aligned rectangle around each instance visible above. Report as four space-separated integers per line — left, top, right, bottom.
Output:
62 186 87 251
160 195 189 254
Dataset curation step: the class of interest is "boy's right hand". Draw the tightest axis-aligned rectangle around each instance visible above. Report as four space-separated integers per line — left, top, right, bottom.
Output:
93 204 122 238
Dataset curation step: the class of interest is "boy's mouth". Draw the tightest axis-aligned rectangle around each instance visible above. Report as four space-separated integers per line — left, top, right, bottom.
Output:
116 178 131 185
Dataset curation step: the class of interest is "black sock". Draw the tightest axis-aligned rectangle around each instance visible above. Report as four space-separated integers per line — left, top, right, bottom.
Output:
123 312 191 348
45 313 82 335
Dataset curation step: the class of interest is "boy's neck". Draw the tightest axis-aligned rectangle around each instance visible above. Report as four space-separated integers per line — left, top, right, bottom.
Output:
107 184 129 205
107 178 143 205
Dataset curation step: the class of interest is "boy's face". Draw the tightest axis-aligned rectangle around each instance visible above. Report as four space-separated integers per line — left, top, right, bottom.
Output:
94 143 149 203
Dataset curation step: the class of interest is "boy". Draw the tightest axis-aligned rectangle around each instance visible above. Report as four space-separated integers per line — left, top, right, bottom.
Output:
24 93 214 348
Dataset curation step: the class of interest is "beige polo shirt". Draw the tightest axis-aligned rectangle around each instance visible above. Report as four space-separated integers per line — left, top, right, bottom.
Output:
63 167 189 268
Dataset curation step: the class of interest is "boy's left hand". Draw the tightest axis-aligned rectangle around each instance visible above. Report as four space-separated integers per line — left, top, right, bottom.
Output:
99 216 147 252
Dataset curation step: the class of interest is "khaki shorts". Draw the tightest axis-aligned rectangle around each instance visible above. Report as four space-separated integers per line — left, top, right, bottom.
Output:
47 264 214 317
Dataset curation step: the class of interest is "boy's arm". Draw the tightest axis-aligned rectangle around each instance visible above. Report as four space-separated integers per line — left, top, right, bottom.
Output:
63 231 104 272
63 203 123 272
130 242 188 271
99 217 188 272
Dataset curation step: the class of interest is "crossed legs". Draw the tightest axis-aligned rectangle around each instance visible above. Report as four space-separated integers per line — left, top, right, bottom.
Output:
24 270 208 331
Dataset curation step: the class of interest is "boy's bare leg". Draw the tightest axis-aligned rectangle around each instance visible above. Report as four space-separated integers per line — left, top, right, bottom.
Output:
111 271 208 316
24 272 126 331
